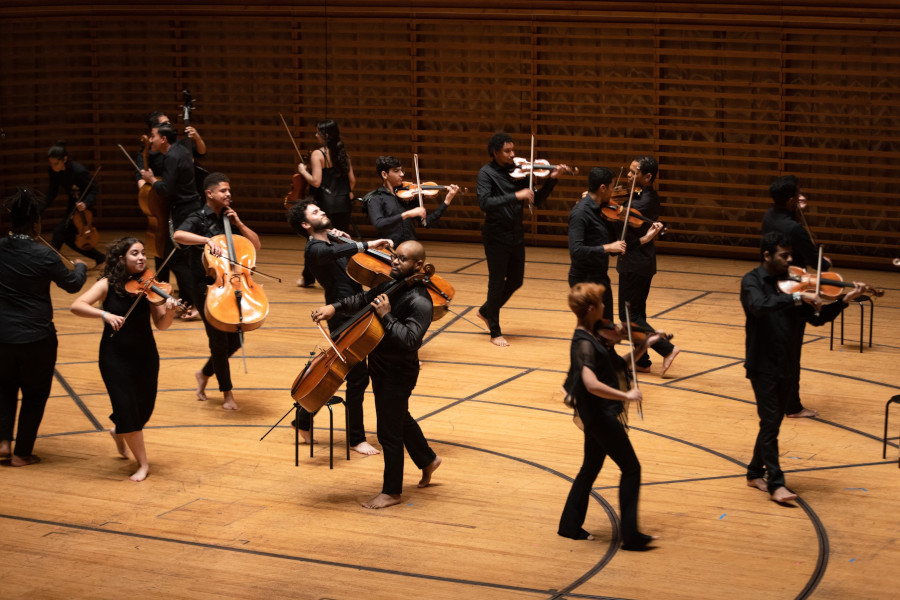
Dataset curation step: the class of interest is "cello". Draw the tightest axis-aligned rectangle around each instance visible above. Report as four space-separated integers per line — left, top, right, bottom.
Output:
290 268 430 413
133 136 170 258
203 215 269 333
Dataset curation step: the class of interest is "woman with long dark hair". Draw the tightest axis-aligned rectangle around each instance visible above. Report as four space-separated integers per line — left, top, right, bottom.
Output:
558 282 659 551
296 119 356 286
70 237 178 481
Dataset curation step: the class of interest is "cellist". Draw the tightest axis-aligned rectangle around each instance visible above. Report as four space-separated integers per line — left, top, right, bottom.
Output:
761 174 828 419
312 240 441 509
287 200 394 455
173 173 260 411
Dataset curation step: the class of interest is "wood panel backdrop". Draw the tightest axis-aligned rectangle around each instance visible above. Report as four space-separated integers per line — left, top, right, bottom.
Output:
0 1 898 267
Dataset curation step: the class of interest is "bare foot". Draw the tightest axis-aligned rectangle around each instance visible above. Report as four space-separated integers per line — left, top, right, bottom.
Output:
291 422 318 445
362 493 402 509
746 477 768 492
222 393 239 411
0 440 10 458
660 346 680 378
194 371 208 401
490 335 510 347
109 428 129 459
129 465 150 482
296 277 315 288
2 455 41 467
770 486 798 503
635 364 651 373
418 455 441 488
787 407 819 418
351 441 380 455
476 310 489 331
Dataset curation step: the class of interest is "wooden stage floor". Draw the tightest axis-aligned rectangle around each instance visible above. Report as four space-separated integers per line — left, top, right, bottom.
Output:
2 235 898 600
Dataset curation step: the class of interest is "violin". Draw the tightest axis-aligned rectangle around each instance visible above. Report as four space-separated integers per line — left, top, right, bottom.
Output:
601 201 667 233
509 157 578 179
290 269 430 413
203 216 269 333
777 266 884 302
279 113 310 208
124 268 186 309
330 232 455 321
396 182 465 200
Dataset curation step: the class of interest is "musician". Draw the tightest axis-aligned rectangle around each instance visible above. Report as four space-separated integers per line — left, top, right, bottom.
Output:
0 188 87 466
173 172 261 411
761 175 829 418
741 231 864 503
615 156 678 376
364 155 458 247
295 119 356 287
139 121 202 318
287 199 395 455
43 141 107 266
70 237 179 481
476 133 567 347
312 240 441 509
558 282 658 550
569 167 660 321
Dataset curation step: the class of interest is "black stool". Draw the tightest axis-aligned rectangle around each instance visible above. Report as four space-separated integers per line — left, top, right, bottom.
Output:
830 295 873 353
884 395 900 468
309 395 351 469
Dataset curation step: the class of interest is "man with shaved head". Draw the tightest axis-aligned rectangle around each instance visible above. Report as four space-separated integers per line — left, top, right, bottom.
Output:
312 240 441 509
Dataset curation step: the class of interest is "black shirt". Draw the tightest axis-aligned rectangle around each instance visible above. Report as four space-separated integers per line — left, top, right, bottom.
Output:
134 139 205 181
332 278 432 380
366 187 448 247
761 206 825 271
563 329 627 424
151 143 201 218
176 204 226 294
616 186 659 276
477 160 557 245
568 195 638 283
305 237 364 307
0 235 87 344
740 264 844 379
44 160 98 214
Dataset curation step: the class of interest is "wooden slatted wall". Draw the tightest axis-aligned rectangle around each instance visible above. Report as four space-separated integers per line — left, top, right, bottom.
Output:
1 2 898 267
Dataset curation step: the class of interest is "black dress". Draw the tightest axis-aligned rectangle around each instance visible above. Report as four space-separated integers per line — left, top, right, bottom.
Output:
99 288 159 434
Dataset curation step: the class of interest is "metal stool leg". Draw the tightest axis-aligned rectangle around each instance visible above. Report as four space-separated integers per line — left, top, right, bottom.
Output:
327 403 334 469
345 401 351 461
885 396 900 467
858 300 864 354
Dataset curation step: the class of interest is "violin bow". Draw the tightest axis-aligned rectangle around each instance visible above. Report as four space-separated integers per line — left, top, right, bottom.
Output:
796 204 819 247
279 113 305 162
204 251 283 283
110 247 178 337
413 153 427 226
624 302 643 420
310 314 346 362
619 175 638 243
117 144 142 172
35 235 76 267
527 133 535 217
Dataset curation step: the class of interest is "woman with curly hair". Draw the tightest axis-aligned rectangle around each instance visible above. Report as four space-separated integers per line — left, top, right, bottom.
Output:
70 237 178 481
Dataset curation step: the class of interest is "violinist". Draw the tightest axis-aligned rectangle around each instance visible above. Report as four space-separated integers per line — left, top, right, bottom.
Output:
616 156 679 377
174 172 261 411
0 189 87 467
761 175 829 418
568 167 656 321
43 141 107 266
295 119 356 287
741 231 864 504
311 240 442 509
139 121 203 319
70 237 179 481
364 155 458 247
287 199 394 455
558 283 659 550
476 132 568 347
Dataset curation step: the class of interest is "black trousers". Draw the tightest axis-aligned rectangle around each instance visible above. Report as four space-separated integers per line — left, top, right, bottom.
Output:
51 219 105 264
154 237 196 309
480 239 526 338
747 372 792 492
371 370 435 495
558 412 643 545
198 306 242 392
568 272 614 322
0 334 58 457
293 358 369 447
617 271 675 366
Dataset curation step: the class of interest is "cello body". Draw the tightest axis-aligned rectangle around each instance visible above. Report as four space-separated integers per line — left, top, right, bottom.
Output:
138 135 170 258
71 208 100 250
203 219 269 333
